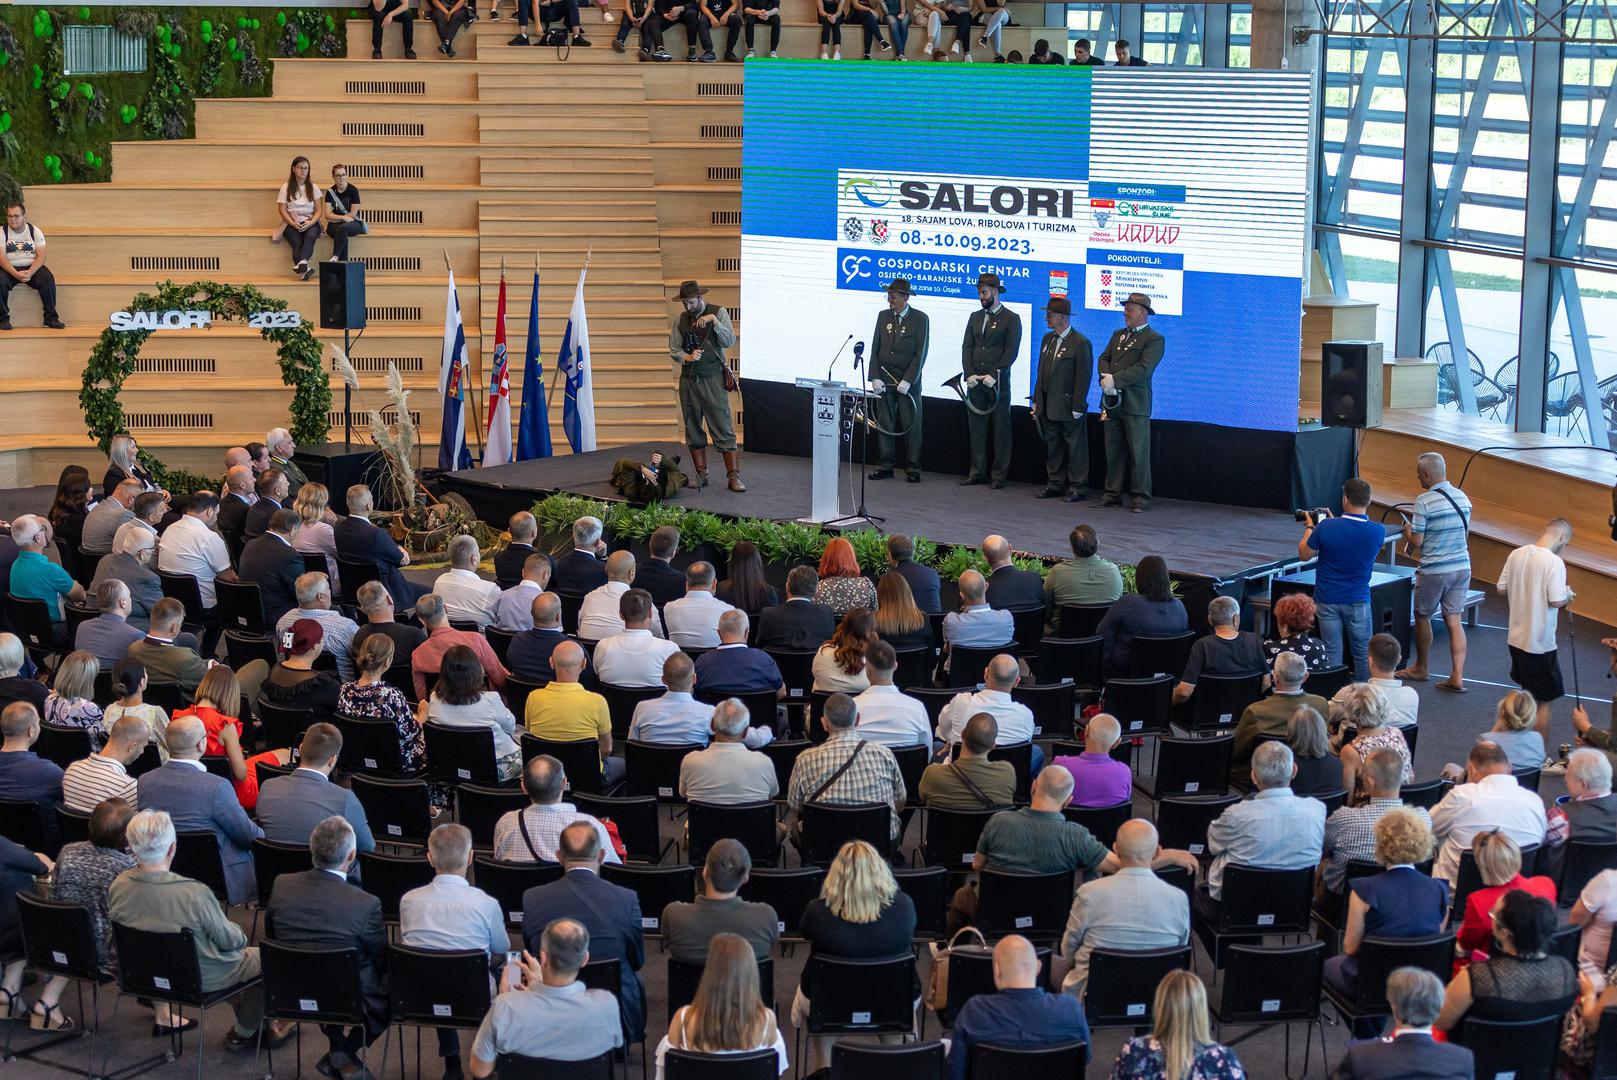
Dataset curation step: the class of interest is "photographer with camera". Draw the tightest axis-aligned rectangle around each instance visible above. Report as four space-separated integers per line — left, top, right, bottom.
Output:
1297 477 1384 678
668 280 742 492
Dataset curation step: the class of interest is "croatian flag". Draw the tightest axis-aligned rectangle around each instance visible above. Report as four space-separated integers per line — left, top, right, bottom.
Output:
516 257 552 460
483 270 513 467
558 263 596 454
437 270 473 471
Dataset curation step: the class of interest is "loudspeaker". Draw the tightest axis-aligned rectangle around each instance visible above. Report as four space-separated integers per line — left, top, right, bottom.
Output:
1321 339 1383 429
318 261 367 330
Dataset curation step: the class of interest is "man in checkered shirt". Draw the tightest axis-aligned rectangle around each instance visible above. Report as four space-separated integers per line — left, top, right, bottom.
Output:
1320 748 1429 895
787 693 906 845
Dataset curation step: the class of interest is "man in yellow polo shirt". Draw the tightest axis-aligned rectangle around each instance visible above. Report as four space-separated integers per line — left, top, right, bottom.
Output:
523 640 624 788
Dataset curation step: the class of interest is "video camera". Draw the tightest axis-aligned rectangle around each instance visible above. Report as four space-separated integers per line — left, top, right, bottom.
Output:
1294 507 1333 526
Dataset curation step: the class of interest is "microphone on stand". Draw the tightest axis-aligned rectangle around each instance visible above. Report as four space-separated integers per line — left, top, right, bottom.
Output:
826 334 854 383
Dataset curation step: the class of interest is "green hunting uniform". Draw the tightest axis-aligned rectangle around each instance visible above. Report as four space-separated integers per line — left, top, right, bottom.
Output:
1097 323 1165 507
670 302 738 452
869 303 930 475
1031 325 1095 496
960 303 1022 485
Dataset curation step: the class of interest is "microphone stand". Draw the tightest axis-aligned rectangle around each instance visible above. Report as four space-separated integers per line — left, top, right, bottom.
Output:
827 345 885 530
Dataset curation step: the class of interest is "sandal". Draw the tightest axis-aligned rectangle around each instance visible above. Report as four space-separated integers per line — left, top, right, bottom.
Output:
0 987 25 1021
1434 680 1467 694
31 1002 74 1032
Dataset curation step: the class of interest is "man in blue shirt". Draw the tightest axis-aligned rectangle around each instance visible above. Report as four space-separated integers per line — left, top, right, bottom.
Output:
693 611 785 698
8 514 85 638
1299 478 1385 678
946 935 1089 1080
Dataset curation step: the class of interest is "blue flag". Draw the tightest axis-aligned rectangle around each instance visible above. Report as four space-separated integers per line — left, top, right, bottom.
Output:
516 260 552 460
437 270 473 471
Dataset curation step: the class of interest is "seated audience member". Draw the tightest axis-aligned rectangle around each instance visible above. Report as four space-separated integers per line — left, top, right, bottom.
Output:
786 693 905 844
521 822 646 1040
217 466 254 562
104 436 162 498
432 535 501 630
173 666 282 812
665 562 733 649
102 660 169 758
290 484 341 591
580 551 664 640
334 484 427 607
1456 830 1555 962
81 480 140 555
1110 971 1247 1080
238 507 307 628
982 534 1043 611
1288 706 1342 796
850 641 929 748
125 600 213 701
873 572 931 656
552 516 609 594
657 933 787 1077
1096 554 1188 678
265 816 387 1074
1331 631 1420 729
813 538 877 617
1574 868 1617 989
885 534 942 616
351 581 428 659
492 511 549 588
504 591 573 685
8 514 84 634
662 839 779 963
323 166 367 262
0 636 47 715
266 430 308 502
678 700 779 803
129 492 167 542
260 618 342 715
243 468 288 544
108 809 292 1051
524 641 622 787
338 635 425 773
155 491 235 614
1430 740 1547 884
60 713 145 813
695 610 784 699
755 565 835 652
794 840 917 1074
948 934 1089 1079
468 919 623 1076
1042 525 1124 632
812 608 876 694
90 525 163 631
629 652 713 745
1549 747 1617 848
1200 742 1326 919
592 589 680 688
1320 748 1427 899
1434 890 1576 1036
78 580 145 664
1051 713 1130 808
1056 818 1189 999
255 724 375 854
411 594 508 700
1322 807 1448 1012
276 157 324 280
941 570 1014 655
1229 651 1328 786
492 552 553 632
1336 682 1413 804
935 654 1038 767
917 712 1016 810
632 525 686 610
1027 36 1060 62
1 200 64 329
400 823 507 1076
274 572 360 681
493 754 620 864
0 702 61 846
43 650 104 744
421 645 522 783
1475 689 1547 772
1332 967 1472 1080
1172 595 1266 706
715 540 779 615
245 442 271 478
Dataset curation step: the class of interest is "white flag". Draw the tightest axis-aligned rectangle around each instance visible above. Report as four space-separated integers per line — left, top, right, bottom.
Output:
559 264 596 453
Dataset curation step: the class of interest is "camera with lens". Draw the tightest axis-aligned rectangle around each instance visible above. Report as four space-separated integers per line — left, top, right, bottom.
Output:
1294 507 1333 526
682 330 703 355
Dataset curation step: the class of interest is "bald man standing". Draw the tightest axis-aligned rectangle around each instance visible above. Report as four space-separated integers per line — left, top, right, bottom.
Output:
946 935 1089 1079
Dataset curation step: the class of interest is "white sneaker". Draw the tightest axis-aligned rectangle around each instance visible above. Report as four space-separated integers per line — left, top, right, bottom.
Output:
769 49 778 56
962 51 972 60
601 7 615 17
746 48 755 56
833 46 841 58
950 39 960 52
923 37 934 52
820 47 829 58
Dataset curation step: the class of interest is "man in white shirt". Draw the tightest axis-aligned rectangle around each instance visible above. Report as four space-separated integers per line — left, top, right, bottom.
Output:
1 201 64 330
432 534 501 630
157 491 237 613
936 653 1037 764
578 551 665 640
852 640 932 748
591 588 681 688
663 562 734 650
627 653 713 745
1332 632 1419 730
678 699 780 804
1498 517 1574 738
1429 740 1548 883
273 572 361 681
492 552 552 633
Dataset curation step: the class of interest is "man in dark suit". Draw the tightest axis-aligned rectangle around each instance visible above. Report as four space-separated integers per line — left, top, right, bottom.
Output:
885 534 941 615
265 816 388 1080
1031 295 1094 503
506 592 576 685
1095 292 1166 513
333 484 427 607
243 468 289 544
552 516 609 595
632 525 686 611
493 510 553 590
756 565 836 652
521 820 645 1041
217 466 255 565
982 536 1044 611
959 271 1022 490
255 723 376 855
237 507 306 627
1331 967 1473 1080
867 277 929 484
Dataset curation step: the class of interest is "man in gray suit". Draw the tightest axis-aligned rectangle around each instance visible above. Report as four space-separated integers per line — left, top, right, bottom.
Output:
255 723 376 856
1031 295 1094 503
81 479 141 554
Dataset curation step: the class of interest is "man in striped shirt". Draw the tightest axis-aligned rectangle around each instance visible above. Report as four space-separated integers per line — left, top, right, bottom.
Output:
1399 452 1473 692
60 714 148 811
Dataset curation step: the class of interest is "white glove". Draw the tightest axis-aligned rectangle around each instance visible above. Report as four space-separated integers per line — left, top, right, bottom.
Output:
982 374 995 389
871 379 886 393
1071 410 1084 420
1101 373 1115 390
898 380 911 395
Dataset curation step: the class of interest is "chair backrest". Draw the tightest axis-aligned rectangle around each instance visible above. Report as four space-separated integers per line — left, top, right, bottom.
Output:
260 939 365 1027
156 572 205 623
252 838 315 908
1217 941 1325 1023
1348 932 1456 1014
967 1040 1088 1079
665 955 776 1020
894 865 949 941
54 802 92 845
484 626 516 667
171 828 229 903
830 1040 947 1080
335 557 381 608
0 796 48 852
472 856 563 928
1593 1005 1617 1080
804 953 919 1034
985 742 1034 804
1306 665 1351 699
601 862 697 935
6 593 61 661
456 783 529 849
556 591 587 635
599 683 667 740
1034 636 1103 690
1010 681 1075 741
1085 945 1193 1027
17 893 102 980
336 714 409 776
761 739 808 796
1128 631 1197 679
497 1051 615 1080
800 802 891 865
572 792 665 864
33 721 94 770
1457 1013 1564 1080
224 629 278 673
387 944 493 1028
942 946 1053 1028
1100 675 1175 738
1513 765 1542 793
922 808 1002 870
358 850 436 921
111 922 206 1004
738 866 823 938
1149 735 1234 799
350 773 434 845
976 869 1075 942
1007 606 1045 658
503 675 546 715
948 644 1017 688
1559 840 1617 906
424 721 500 787
687 800 780 867
663 1048 779 1080
1062 800 1132 849
623 739 704 802
1215 866 1316 934
1154 794 1240 859
1059 603 1112 639
764 649 818 701
1187 672 1267 732
1401 777 1449 811
258 699 316 753
216 579 269 636
384 661 421 704
890 743 930 808
520 735 603 796
891 646 932 691
904 687 959 731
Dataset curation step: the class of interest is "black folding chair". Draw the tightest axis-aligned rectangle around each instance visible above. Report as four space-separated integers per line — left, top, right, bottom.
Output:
357 850 435 924
54 803 92 846
1129 631 1197 679
1011 681 1075 741
1559 839 1617 906
967 1040 1087 1078
556 591 587 635
216 579 270 636
143 682 185 715
156 571 208 634
1059 603 1113 639
15 894 118 1073
1184 672 1267 734
892 647 932 691
258 940 369 1079
499 1051 615 1078
1137 735 1234 801
520 734 608 796
947 643 1017 688
623 740 704 803
111 922 261 1080
1513 765 1543 793
1035 636 1103 691
350 773 434 847
252 838 314 911
1456 1013 1563 1080
336 557 381 609
1306 665 1351 699
687 800 780 867
665 1047 778 1079
1212 941 1326 1078
799 954 918 1060
922 807 1002 871
1192 865 1316 968
1085 944 1193 1028
1401 777 1449 811
257 699 315 753
485 626 516 667
800 802 892 865
602 861 696 937
171 828 229 905
425 722 503 788
761 739 808 798
473 856 563 929
503 675 546 715
336 713 414 777
573 792 671 863
33 722 93 770
976 869 1074 943
225 629 278 673
380 946 493 1080
830 1039 946 1079
938 945 1052 1030
895 865 949 942
7 592 66 668
1007 606 1045 659
1062 800 1132 849
1320 931 1454 1032
1101 675 1175 739
457 783 529 850
0 796 50 852
892 744 930 811
600 684 668 740
738 866 823 940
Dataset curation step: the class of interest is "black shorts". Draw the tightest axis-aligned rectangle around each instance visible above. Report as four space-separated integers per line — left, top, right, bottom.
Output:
1508 645 1564 703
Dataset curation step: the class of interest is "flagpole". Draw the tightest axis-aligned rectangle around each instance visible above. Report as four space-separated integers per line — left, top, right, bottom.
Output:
447 249 484 459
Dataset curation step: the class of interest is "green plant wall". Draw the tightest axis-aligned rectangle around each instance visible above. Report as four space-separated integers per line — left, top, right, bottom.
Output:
0 5 351 194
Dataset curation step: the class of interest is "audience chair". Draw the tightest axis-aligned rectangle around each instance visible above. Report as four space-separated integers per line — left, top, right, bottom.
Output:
478 625 513 666
111 922 261 1080
350 773 434 848
830 1039 946 1080
894 865 949 942
761 739 808 798
1007 607 1046 659
600 683 667 740
1137 734 1234 802
379 946 493 1080
800 802 891 865
383 662 420 704
64 601 97 646
967 1040 1087 1078
171 829 229 905
693 688 781 734
33 721 93 771
738 866 823 940
1183 672 1266 734
0 796 49 853
1062 800 1132 849
1011 681 1075 740
573 792 670 864
1593 1005 1617 1079
921 808 1001 871
257 700 316 753
1305 665 1351 699
1559 839 1617 906
54 803 91 846
520 734 607 796
335 558 381 609
1100 674 1175 739
1211 941 1326 1078
254 758 296 789
336 714 413 777
985 741 1034 804
623 739 703 804
1320 931 1453 1033
216 579 270 637
556 591 587 635
424 722 503 788
225 629 278 672
1058 603 1113 639
666 955 775 1020
665 1047 778 1080
472 856 563 929
357 850 435 924
456 783 528 850
799 954 919 1061
975 869 1074 943
904 686 959 732
1085 944 1193 1029
142 681 185 715
1550 921 1582 970
1400 777 1449 811
1316 788 1349 816
91 668 116 708
891 744 930 810
1456 1013 1563 1080
1034 636 1104 691
251 838 313 914
259 940 368 1078
55 535 88 588
763 648 818 719
1129 631 1197 680
6 593 66 668
127 743 162 780
498 1051 614 1079
602 861 697 937
502 675 546 715
156 572 209 634
687 800 780 867
805 690 836 744
892 646 932 691
16 894 117 1073
1513 764 1543 793
1453 845 1541 922
201 755 235 781
1193 865 1317 968
940 946 1051 1031
947 643 1017 688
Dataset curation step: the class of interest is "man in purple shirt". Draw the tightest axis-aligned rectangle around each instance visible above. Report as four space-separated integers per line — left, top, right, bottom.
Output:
1050 713 1131 808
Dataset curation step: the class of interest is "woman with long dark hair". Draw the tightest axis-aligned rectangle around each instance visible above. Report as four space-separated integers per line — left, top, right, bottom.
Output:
275 155 324 281
716 541 778 615
1096 554 1188 678
872 572 930 654
811 608 876 693
48 465 93 552
421 644 522 782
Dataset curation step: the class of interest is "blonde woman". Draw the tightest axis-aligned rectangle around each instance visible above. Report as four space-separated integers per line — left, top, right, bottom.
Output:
1475 690 1545 772
1110 970 1245 1079
655 934 787 1078
102 433 160 501
1334 682 1412 804
873 572 930 654
1456 830 1555 961
291 482 341 593
792 840 917 1073
44 651 105 749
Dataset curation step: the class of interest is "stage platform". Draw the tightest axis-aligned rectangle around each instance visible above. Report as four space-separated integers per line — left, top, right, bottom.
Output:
439 440 1309 583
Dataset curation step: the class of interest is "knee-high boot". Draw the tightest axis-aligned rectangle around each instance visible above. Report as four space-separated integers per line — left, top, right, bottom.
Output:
689 447 709 487
722 450 746 492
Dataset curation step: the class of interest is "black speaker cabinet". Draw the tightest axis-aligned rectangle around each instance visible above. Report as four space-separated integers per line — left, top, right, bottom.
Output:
318 260 367 330
1321 339 1383 429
